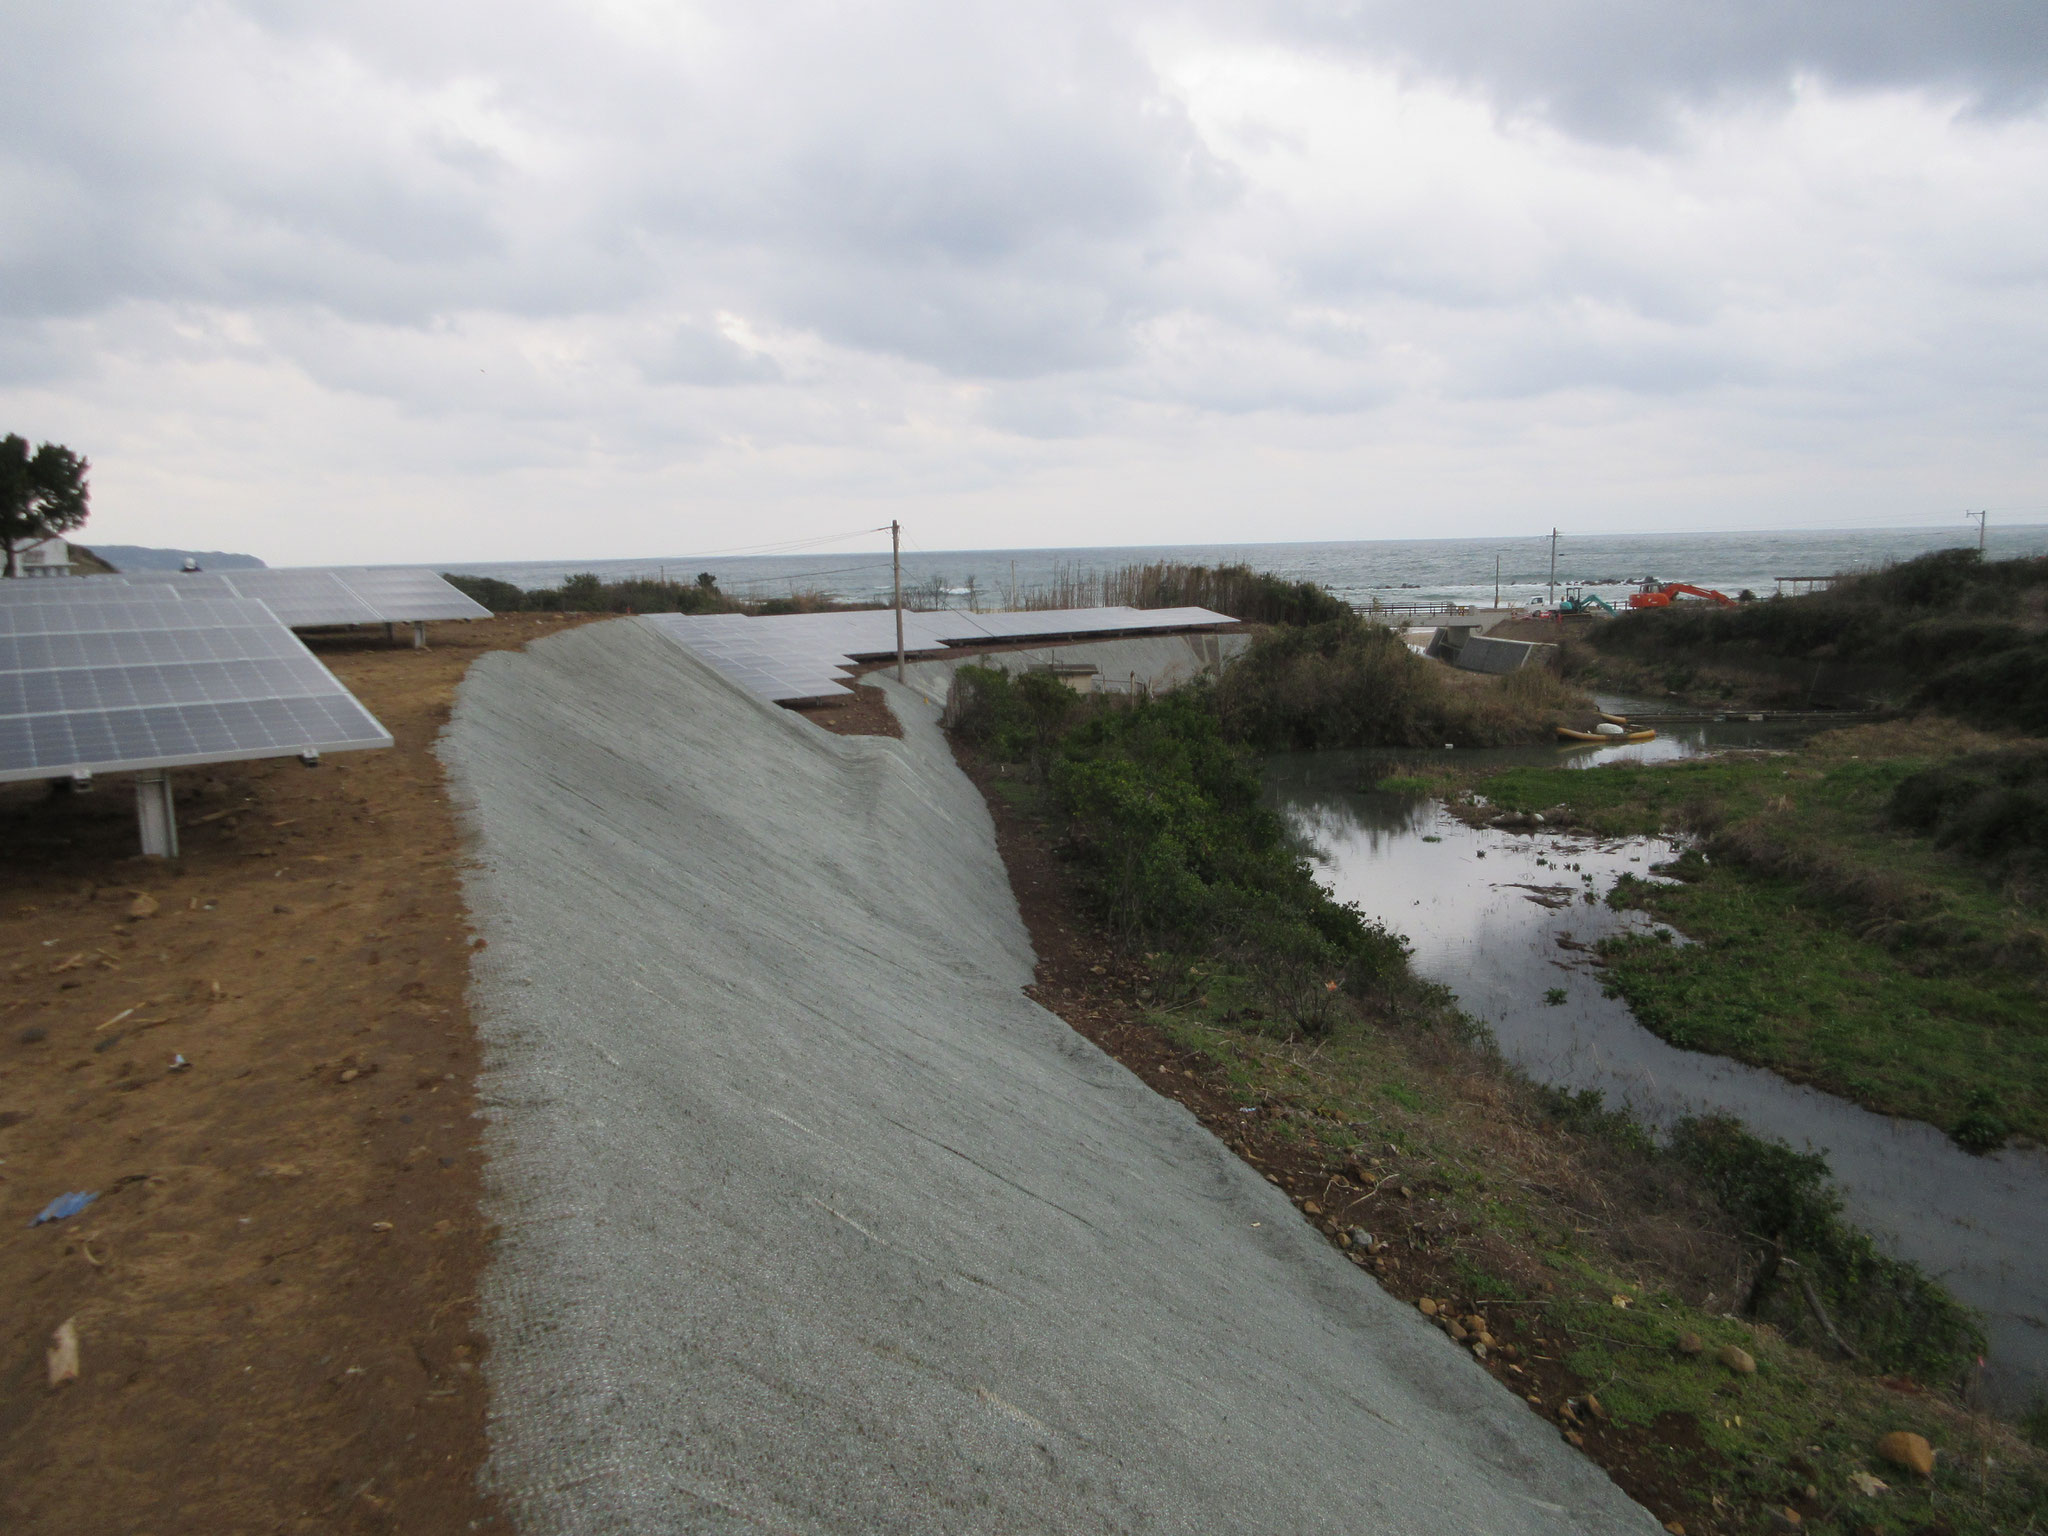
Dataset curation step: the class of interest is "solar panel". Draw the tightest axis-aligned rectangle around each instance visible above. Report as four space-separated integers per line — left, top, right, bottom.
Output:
0 576 136 600
119 572 237 597
0 595 393 786
207 569 384 627
332 568 491 621
642 606 1240 705
121 566 491 625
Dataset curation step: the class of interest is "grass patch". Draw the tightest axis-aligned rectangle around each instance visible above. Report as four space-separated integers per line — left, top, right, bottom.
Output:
1600 871 2048 1142
1466 757 1785 836
1464 738 2048 1145
1370 773 1436 797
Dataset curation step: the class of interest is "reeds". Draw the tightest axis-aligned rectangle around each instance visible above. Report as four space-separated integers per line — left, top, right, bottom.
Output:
1008 561 1347 626
1213 616 1585 749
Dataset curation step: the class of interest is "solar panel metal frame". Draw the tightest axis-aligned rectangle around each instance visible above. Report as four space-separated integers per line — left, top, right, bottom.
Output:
0 594 394 784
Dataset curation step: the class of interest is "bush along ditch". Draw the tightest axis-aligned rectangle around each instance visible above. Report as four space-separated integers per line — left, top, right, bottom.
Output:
951 665 1409 1031
944 663 2044 1534
1664 1117 1983 1378
1212 613 1590 749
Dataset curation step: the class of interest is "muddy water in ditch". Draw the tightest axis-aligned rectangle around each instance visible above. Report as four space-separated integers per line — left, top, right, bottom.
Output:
1264 742 2048 1414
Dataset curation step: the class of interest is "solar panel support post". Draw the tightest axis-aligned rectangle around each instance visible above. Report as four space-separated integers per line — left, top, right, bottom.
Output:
135 771 178 859
413 621 427 649
892 520 905 683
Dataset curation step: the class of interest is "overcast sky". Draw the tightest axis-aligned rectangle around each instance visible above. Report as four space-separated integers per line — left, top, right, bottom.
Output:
4 1 2045 564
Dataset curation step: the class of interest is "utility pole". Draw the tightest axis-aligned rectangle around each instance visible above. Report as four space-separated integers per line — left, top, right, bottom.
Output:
1966 508 1987 552
1494 554 1501 610
892 519 905 682
1548 529 1558 608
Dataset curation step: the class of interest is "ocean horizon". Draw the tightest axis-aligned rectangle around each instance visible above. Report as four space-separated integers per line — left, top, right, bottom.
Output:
440 522 2048 612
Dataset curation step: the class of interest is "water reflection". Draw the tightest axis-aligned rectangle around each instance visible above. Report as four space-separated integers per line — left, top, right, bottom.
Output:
1267 748 2048 1414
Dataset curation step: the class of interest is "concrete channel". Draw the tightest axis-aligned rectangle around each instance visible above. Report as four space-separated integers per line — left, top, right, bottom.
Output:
439 617 1659 1535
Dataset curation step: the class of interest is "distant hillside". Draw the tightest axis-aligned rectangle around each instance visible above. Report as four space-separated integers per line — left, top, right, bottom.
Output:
88 545 267 572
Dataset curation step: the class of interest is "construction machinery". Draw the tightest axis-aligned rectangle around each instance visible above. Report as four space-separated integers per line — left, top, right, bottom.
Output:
1559 585 1616 615
1627 581 1735 610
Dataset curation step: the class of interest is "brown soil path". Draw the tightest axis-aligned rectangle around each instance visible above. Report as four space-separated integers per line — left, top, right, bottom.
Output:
0 614 593 1536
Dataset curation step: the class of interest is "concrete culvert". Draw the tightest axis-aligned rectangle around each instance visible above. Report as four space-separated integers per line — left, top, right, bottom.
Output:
439 616 1659 1536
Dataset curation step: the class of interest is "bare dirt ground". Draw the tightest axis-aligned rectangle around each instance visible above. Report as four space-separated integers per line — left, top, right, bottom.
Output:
786 683 903 739
0 614 594 1536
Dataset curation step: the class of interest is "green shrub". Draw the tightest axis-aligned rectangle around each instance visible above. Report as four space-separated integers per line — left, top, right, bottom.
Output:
1533 1086 1654 1155
1028 688 1408 1031
442 572 527 611
1912 637 2048 734
1592 549 2048 727
1950 1088 2014 1154
1665 1117 1983 1379
946 666 1079 771
1890 743 2048 882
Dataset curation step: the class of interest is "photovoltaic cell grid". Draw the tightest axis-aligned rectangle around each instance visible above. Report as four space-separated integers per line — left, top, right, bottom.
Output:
643 606 1239 704
0 594 394 783
331 567 494 621
56 566 492 625
0 575 135 600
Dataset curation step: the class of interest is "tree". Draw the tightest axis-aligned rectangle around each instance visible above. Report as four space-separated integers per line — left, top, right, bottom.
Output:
0 435 90 577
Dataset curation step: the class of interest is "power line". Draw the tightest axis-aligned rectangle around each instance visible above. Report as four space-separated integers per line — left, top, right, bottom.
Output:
639 525 894 564
724 559 895 585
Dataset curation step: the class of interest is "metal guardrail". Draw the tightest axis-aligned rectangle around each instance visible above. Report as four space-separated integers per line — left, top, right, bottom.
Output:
1353 601 1490 618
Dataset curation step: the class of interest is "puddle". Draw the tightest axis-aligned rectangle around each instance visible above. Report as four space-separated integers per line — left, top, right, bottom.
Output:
1265 750 2048 1414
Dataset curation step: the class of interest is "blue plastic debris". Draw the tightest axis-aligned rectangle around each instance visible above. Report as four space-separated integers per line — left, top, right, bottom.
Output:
30 1191 97 1227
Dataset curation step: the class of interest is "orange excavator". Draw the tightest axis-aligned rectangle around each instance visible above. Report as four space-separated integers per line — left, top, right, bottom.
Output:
1627 581 1735 610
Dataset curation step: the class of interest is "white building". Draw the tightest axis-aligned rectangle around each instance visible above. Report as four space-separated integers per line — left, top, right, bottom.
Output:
11 536 72 577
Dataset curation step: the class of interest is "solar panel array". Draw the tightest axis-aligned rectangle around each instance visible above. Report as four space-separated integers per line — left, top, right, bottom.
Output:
0 591 393 784
60 565 491 626
643 606 1239 704
332 567 496 621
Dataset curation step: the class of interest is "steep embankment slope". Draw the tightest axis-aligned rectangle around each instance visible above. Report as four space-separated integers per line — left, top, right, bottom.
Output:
440 618 1655 1536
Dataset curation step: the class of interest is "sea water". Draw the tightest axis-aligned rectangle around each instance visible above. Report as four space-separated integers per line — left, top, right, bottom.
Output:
446 524 2048 608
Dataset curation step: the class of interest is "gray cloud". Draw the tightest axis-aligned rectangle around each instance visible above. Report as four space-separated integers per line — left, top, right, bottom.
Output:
1277 0 2048 137
642 323 783 387
2 0 2045 561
